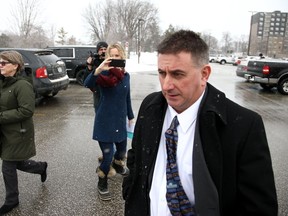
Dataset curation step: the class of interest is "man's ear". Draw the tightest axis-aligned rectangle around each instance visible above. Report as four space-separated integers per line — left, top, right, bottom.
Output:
201 64 211 81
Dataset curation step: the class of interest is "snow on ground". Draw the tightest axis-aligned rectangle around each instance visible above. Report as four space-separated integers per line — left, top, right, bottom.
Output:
126 52 157 73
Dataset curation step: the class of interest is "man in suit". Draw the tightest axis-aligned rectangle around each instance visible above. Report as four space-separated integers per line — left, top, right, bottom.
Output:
122 30 278 216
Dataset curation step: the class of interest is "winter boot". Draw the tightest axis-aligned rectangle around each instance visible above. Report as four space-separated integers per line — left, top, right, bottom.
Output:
96 165 116 179
112 159 129 176
98 156 103 163
96 167 111 201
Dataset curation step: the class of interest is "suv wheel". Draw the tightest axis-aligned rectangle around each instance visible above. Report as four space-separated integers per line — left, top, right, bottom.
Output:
76 69 86 86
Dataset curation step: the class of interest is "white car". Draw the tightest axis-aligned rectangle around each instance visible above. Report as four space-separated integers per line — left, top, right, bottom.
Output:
215 54 237 65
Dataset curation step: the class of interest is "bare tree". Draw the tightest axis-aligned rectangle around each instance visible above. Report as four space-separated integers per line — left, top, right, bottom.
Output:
67 36 77 45
221 32 233 54
0 34 12 48
9 0 42 39
82 0 160 51
82 0 114 43
201 32 219 53
5 0 54 47
115 0 159 49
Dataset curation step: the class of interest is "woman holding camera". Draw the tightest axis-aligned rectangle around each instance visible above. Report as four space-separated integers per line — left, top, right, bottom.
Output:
84 43 134 201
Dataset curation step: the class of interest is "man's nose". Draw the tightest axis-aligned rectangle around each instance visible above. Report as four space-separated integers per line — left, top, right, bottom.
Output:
162 75 174 90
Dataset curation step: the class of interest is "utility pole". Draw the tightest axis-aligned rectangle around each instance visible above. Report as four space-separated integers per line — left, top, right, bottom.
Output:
137 18 144 64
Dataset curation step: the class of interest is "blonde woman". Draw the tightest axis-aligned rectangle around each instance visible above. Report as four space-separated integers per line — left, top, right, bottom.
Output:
84 43 134 201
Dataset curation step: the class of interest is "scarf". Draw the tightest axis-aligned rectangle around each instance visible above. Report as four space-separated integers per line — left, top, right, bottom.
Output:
96 68 125 87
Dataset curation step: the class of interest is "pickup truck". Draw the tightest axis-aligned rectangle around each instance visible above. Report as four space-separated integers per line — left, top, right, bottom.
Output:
215 54 237 65
243 59 288 95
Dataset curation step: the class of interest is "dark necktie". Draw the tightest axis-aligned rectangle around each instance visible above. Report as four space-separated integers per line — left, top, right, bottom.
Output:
165 116 195 216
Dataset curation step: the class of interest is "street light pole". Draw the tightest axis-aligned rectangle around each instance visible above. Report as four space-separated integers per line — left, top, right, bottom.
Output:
138 18 144 64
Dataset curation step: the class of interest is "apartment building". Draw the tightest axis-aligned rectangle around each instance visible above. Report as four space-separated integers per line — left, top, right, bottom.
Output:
248 10 288 59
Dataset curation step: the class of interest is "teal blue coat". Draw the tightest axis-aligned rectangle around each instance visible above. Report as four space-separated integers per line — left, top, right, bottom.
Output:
0 75 36 160
84 71 134 142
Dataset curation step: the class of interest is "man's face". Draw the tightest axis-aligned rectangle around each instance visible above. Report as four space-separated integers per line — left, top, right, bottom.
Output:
98 47 107 59
158 52 211 113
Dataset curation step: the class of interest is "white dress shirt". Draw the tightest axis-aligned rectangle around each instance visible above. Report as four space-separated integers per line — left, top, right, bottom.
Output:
150 93 204 216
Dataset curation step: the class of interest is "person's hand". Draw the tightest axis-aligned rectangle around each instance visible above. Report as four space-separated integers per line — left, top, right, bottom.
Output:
86 56 93 65
94 58 113 75
128 119 134 127
86 56 94 71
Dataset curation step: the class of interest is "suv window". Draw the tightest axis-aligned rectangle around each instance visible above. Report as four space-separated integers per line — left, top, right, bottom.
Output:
36 51 64 65
48 45 96 85
52 48 74 58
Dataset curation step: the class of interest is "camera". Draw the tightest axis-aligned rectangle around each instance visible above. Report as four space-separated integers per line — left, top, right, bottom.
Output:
91 52 105 58
89 51 105 66
109 59 126 67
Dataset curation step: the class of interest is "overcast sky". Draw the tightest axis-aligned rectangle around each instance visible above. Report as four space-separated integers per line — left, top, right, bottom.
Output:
0 0 287 44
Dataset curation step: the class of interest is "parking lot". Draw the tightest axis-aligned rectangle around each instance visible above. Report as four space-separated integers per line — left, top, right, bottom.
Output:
0 63 287 216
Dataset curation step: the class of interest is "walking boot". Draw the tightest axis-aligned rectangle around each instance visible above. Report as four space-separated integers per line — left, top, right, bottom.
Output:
96 167 111 201
112 159 129 176
96 166 116 179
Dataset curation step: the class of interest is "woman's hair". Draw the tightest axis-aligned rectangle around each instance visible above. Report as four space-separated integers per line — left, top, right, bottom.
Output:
106 43 126 59
0 50 25 73
157 30 209 66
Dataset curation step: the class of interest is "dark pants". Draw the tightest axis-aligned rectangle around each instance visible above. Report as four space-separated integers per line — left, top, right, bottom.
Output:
98 139 127 175
2 160 46 205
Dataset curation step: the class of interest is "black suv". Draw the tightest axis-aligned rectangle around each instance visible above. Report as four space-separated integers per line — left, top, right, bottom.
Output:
0 48 70 98
48 45 97 85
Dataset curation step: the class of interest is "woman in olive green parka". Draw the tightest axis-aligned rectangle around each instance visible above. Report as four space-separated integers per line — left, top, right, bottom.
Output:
0 51 48 215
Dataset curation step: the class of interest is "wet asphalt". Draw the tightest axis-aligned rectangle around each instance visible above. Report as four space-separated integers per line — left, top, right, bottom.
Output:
0 63 287 216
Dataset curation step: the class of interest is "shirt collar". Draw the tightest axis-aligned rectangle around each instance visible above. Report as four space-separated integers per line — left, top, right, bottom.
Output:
167 90 205 133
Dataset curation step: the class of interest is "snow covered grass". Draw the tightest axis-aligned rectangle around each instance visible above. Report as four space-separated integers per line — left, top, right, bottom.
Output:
126 52 157 73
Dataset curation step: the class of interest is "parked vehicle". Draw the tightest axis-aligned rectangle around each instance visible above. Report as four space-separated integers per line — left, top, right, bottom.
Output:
233 56 244 66
215 54 237 65
0 48 70 98
236 56 263 78
48 45 96 85
243 59 288 95
209 53 218 63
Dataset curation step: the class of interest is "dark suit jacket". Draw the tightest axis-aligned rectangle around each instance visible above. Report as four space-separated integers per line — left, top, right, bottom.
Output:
122 83 278 216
